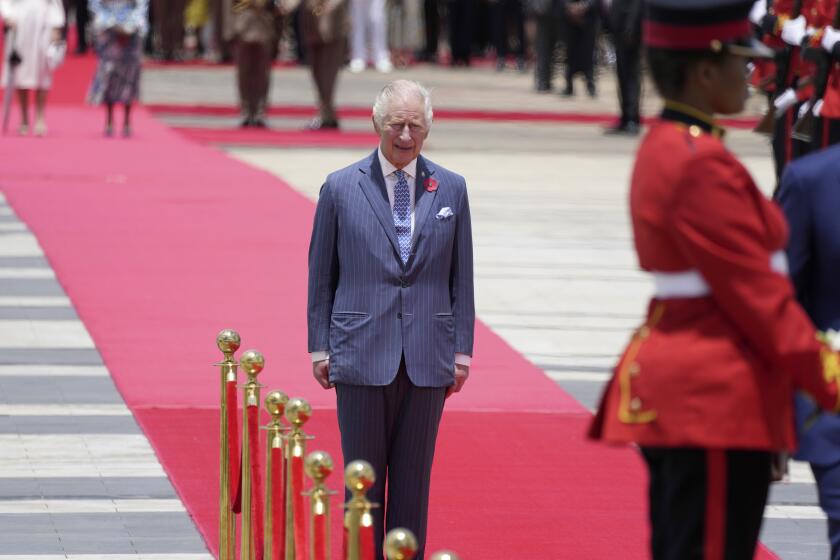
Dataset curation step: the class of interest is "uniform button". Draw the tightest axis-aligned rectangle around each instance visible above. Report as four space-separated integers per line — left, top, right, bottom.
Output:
637 326 650 339
688 125 702 138
630 397 642 411
628 363 641 377
397 312 403 319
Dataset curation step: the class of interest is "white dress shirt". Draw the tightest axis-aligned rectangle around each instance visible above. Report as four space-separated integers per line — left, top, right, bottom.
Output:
312 149 471 367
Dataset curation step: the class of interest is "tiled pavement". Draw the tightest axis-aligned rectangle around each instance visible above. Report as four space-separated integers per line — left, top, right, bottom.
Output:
0 193 211 559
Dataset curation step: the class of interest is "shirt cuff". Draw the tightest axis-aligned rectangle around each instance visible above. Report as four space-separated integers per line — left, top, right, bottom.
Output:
455 353 471 366
311 351 329 362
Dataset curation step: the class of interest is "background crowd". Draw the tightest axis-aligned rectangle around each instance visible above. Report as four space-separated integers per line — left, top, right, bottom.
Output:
54 0 642 129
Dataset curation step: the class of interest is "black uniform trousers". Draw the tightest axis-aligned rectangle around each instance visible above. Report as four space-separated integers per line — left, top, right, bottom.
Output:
534 12 560 90
447 0 474 64
423 0 440 59
613 36 641 126
641 447 772 560
336 358 447 560
491 0 525 60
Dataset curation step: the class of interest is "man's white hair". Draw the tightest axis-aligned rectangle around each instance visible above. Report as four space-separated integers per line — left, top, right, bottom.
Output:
372 80 434 130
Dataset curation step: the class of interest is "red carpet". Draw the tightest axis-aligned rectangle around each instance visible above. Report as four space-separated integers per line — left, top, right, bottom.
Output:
148 102 762 129
174 126 380 148
0 106 778 559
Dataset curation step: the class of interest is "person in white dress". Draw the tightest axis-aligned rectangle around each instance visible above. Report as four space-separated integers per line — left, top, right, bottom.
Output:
1 0 65 135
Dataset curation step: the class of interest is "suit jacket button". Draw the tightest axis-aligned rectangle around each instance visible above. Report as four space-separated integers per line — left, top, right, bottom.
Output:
401 281 408 288
397 312 403 319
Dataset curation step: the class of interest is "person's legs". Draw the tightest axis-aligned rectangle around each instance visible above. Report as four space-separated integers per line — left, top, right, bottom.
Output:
383 366 445 560
16 89 29 134
508 0 525 65
350 0 370 65
640 447 771 560
533 14 554 90
123 102 132 136
336 382 390 560
251 41 272 125
422 0 439 60
812 462 840 560
370 0 390 67
77 0 90 52
316 40 344 124
236 41 258 124
491 0 507 67
34 89 48 136
105 102 114 136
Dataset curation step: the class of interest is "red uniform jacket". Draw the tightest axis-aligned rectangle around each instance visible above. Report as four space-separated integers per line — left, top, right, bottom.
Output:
589 103 840 451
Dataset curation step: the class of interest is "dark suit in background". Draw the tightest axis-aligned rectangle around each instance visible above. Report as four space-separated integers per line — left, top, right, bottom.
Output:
491 0 525 68
778 145 840 560
606 0 642 131
560 0 598 96
233 0 276 126
63 0 90 53
531 0 560 90
447 0 474 65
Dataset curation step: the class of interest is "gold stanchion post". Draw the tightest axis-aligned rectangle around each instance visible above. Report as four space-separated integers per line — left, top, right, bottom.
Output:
216 328 240 560
344 460 376 560
240 349 265 560
429 552 461 560
265 390 290 560
305 451 336 560
384 529 418 560
285 397 313 560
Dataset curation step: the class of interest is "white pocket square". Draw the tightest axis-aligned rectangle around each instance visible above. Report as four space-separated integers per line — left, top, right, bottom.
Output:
436 207 454 220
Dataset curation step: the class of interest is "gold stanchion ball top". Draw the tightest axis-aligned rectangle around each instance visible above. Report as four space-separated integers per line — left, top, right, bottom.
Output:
429 552 460 560
305 450 333 482
240 349 265 377
265 391 289 418
344 460 375 493
284 397 312 427
385 528 418 560
216 329 241 354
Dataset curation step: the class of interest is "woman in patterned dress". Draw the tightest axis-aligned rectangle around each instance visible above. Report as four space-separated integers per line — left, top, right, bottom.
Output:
87 0 148 136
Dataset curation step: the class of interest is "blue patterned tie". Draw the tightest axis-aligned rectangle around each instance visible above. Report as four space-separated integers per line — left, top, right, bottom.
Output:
393 170 412 263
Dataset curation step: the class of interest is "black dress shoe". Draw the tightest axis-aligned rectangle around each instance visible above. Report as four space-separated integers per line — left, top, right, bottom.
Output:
240 117 252 128
496 59 506 71
561 87 574 97
251 118 268 128
535 83 551 93
604 121 641 136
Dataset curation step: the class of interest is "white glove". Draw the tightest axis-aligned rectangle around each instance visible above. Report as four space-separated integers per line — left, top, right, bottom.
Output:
749 0 767 26
781 15 808 46
774 88 798 116
822 26 840 53
798 99 812 119
814 98 824 117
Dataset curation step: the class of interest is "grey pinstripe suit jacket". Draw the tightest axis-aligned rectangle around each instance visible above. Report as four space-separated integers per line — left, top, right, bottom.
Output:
307 150 475 387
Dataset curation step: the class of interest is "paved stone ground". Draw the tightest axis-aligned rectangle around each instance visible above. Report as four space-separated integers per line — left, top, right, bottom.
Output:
0 194 212 559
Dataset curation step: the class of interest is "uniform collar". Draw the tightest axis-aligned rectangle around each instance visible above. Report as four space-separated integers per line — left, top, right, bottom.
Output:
378 147 418 180
661 100 726 139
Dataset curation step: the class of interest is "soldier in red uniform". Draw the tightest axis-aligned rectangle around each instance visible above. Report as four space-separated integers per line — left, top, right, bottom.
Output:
588 1 840 558
800 0 840 146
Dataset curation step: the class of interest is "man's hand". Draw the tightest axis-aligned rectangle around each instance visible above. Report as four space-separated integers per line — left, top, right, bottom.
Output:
781 15 809 46
313 359 333 389
446 364 469 399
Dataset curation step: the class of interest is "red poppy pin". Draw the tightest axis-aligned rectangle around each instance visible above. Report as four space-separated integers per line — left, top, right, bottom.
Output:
424 178 438 192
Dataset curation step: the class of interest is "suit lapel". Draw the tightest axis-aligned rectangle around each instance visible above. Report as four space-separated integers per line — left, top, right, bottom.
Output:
410 155 438 252
357 151 402 259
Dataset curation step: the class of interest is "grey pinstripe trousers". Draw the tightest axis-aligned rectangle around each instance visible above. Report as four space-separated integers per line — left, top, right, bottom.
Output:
335 358 446 560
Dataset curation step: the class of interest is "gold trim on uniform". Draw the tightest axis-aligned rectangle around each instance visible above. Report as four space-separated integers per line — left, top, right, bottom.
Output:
618 303 665 424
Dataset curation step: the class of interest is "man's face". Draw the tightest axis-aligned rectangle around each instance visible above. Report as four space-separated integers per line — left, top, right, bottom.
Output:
375 95 429 169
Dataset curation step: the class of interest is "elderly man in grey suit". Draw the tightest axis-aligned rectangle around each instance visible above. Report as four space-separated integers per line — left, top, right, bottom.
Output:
307 79 474 559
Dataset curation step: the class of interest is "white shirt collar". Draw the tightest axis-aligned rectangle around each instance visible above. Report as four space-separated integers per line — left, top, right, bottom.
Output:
378 147 418 181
